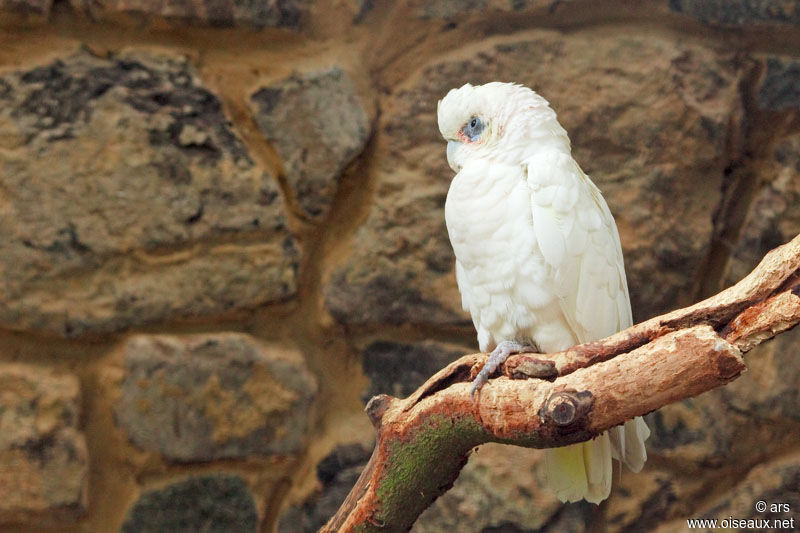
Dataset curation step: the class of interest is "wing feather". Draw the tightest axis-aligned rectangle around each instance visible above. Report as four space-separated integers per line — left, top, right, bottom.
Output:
527 150 647 479
525 150 631 342
533 204 566 267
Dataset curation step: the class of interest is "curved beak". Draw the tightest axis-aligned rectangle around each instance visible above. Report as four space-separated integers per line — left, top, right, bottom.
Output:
446 141 461 172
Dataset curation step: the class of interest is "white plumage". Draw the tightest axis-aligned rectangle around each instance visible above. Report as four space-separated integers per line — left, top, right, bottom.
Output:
438 82 650 504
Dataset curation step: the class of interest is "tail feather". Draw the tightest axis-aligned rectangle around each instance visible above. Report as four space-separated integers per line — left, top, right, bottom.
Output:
545 417 650 504
544 441 588 503
544 435 611 504
582 433 612 503
620 416 650 473
608 425 625 463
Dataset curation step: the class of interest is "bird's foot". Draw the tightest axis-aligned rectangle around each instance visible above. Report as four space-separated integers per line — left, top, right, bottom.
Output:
470 341 537 397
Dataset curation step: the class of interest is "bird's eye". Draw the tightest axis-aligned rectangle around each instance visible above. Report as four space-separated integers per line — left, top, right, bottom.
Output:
461 116 484 142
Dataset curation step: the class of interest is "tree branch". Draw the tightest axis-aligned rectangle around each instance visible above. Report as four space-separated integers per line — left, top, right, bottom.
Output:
323 234 800 533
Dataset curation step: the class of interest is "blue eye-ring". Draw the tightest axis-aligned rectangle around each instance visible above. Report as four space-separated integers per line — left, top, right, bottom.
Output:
462 116 484 142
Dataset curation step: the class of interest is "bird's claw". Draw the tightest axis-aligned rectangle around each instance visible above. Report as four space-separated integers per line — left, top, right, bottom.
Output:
469 368 490 398
470 340 536 399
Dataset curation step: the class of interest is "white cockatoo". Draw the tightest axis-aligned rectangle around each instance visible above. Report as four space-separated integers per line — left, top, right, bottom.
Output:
437 82 650 504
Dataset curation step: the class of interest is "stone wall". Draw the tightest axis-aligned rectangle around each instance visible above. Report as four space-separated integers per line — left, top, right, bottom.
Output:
0 1 798 531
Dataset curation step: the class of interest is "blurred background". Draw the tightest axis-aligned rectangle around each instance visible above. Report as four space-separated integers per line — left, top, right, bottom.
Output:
0 0 798 531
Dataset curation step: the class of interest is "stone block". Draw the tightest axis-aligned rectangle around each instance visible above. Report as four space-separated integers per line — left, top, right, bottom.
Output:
0 50 298 336
122 474 258 532
114 333 317 461
0 364 87 526
251 67 370 219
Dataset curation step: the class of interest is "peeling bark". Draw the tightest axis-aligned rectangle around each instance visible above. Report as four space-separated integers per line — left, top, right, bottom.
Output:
323 234 800 533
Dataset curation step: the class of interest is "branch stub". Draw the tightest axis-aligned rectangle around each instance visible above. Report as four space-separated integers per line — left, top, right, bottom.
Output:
365 394 394 429
541 390 594 426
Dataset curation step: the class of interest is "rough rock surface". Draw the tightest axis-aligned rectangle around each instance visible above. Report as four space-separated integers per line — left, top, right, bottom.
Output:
726 134 800 285
0 0 50 16
251 68 371 219
757 56 800 112
0 364 87 526
693 454 800 527
604 464 706 531
326 30 743 326
0 49 298 337
669 0 800 27
121 474 258 532
644 399 733 466
68 0 309 28
114 333 317 461
277 443 372 533
360 340 472 401
416 0 554 19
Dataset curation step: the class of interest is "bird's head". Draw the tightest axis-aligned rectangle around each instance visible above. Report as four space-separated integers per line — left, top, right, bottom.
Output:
437 82 569 172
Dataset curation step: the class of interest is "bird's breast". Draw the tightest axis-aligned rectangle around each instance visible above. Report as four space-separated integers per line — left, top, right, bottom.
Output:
445 162 532 262
445 161 565 349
